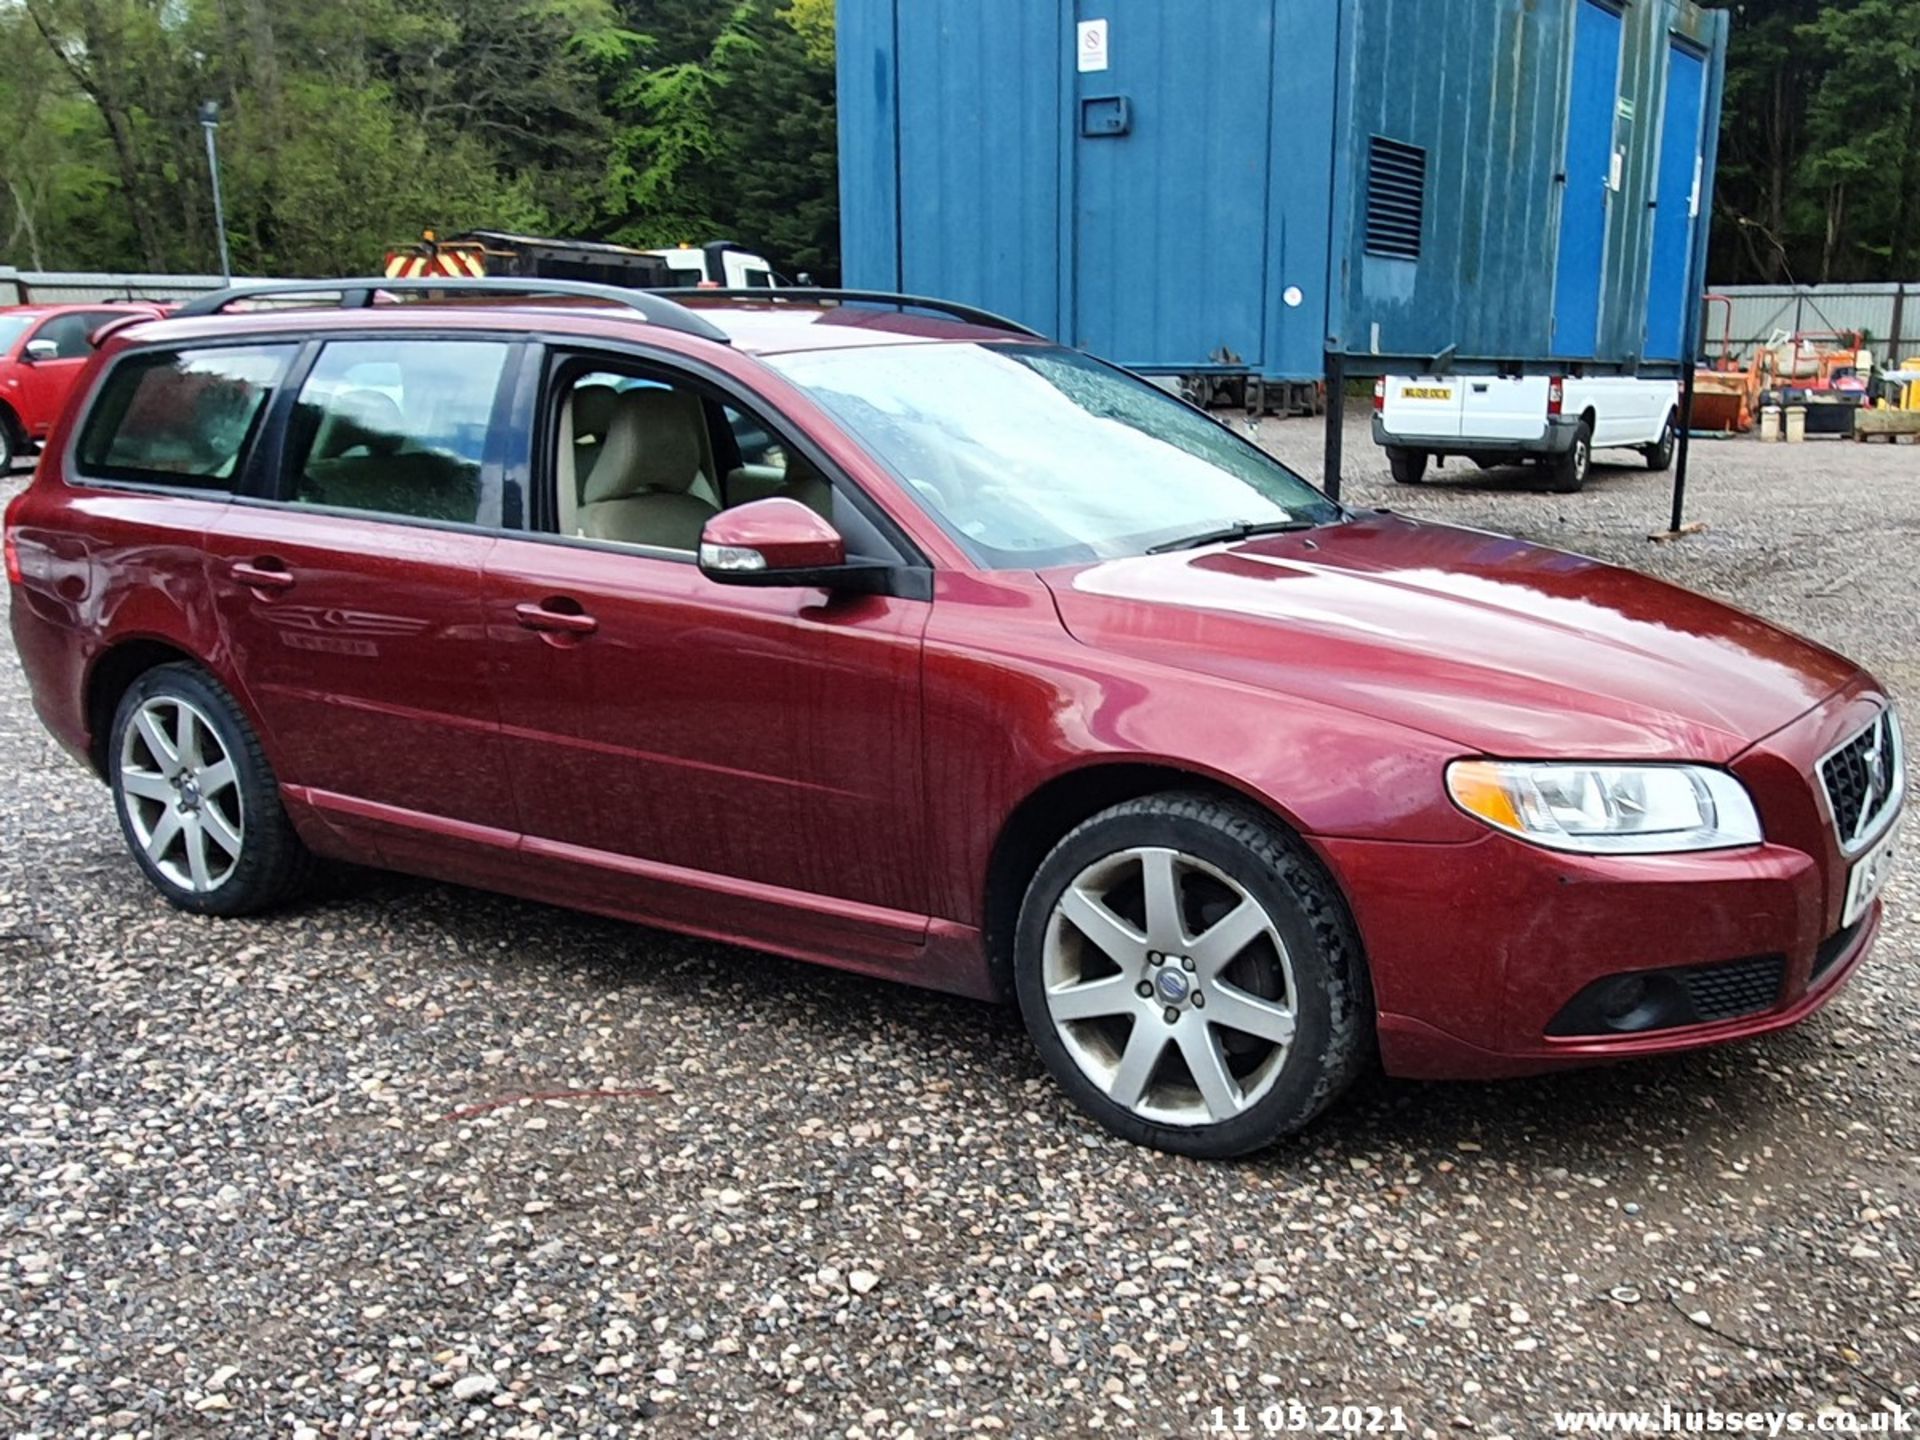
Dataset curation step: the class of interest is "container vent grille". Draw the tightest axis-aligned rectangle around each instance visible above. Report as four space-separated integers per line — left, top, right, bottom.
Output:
1365 136 1427 260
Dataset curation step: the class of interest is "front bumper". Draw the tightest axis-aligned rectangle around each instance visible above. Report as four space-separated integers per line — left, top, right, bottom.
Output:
1317 681 1896 1080
1372 413 1579 457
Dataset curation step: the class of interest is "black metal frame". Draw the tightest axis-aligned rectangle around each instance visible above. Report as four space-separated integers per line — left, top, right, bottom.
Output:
171 277 734 345
653 287 1044 339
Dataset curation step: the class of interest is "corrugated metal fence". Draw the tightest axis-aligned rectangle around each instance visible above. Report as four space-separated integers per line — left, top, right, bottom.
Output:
0 267 238 305
1709 283 1920 364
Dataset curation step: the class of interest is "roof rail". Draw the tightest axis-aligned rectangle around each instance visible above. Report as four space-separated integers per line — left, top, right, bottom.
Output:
171 277 733 344
659 287 1045 340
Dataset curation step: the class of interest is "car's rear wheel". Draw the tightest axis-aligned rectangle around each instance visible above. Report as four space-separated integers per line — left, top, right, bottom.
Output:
1013 792 1371 1157
109 663 311 915
1547 420 1592 493
1386 447 1428 485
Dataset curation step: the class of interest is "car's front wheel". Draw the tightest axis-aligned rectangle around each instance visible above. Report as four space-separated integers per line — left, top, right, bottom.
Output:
1644 412 1677 471
1013 792 1371 1157
109 663 311 915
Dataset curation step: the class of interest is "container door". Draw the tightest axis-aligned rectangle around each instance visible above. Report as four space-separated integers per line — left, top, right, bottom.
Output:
1643 43 1706 362
1551 0 1624 359
894 0 1062 335
1071 1 1273 370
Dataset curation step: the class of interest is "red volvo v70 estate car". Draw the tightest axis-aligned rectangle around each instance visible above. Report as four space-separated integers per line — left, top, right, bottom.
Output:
5 281 1903 1156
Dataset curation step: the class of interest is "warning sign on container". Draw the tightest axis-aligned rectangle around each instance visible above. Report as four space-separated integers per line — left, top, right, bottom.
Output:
1077 19 1109 72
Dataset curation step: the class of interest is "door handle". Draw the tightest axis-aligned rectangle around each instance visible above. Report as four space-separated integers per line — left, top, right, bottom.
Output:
230 559 294 592
514 600 598 636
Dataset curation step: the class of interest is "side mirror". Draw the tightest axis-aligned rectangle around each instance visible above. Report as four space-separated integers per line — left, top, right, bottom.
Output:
698 497 884 591
21 339 57 363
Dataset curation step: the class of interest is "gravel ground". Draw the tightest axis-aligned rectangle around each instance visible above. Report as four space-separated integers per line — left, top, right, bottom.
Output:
2 422 1916 1439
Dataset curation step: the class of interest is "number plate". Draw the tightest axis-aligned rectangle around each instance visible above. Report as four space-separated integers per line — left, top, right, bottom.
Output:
1842 820 1900 927
1401 385 1453 401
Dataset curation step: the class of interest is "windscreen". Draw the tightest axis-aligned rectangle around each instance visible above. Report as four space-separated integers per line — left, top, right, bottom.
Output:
0 316 37 355
768 343 1338 568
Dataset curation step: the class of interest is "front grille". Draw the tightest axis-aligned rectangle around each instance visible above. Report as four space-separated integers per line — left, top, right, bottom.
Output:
1679 955 1787 1022
1820 707 1903 852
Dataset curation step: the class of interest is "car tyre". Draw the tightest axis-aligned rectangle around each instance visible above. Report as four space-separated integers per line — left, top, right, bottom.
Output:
0 417 15 475
109 662 311 916
1547 420 1592 493
1386 447 1429 485
1013 791 1372 1157
1643 412 1677 472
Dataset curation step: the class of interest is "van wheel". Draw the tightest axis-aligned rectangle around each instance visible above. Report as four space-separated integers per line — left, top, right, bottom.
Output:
1548 421 1592 493
1644 413 1677 472
1386 447 1428 485
109 663 311 916
1013 792 1371 1158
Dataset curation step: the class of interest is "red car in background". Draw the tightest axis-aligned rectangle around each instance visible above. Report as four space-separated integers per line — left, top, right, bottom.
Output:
0 303 165 471
3 281 1904 1157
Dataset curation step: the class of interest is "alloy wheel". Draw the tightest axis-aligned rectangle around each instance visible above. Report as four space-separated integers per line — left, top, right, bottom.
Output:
1041 846 1297 1127
117 695 245 893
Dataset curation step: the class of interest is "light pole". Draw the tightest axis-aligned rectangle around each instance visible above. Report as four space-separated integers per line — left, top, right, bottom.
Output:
198 100 231 284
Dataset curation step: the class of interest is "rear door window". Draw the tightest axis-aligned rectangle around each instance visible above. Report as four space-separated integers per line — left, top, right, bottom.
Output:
76 344 293 488
283 339 511 527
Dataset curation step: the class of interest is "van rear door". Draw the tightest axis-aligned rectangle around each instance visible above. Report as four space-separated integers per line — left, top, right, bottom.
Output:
1456 376 1551 444
1384 376 1464 440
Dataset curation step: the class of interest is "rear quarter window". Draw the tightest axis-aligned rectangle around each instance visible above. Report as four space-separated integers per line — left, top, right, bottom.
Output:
76 345 293 489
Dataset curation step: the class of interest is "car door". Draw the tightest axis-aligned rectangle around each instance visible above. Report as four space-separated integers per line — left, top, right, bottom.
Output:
14 311 125 438
203 334 521 872
481 349 933 960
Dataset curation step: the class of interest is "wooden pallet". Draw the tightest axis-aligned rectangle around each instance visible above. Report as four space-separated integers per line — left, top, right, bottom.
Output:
1852 409 1920 442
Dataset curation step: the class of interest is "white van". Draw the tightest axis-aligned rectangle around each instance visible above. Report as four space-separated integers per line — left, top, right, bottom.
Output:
646 241 779 290
1372 374 1679 492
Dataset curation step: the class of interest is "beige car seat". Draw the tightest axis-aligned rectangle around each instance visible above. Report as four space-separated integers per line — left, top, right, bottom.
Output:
773 451 833 518
578 388 717 550
571 383 617 487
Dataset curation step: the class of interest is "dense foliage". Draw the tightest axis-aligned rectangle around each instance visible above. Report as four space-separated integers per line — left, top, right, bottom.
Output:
0 0 839 279
0 1 1912 286
1703 0 1920 282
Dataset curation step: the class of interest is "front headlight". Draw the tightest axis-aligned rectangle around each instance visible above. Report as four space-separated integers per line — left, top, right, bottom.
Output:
1445 760 1763 854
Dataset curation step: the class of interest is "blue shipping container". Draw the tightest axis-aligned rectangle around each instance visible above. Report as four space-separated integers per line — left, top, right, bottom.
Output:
838 0 1728 382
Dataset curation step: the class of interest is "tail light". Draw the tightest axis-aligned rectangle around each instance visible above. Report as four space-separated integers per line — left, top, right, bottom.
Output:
1372 376 1386 413
1547 376 1565 416
3 491 24 586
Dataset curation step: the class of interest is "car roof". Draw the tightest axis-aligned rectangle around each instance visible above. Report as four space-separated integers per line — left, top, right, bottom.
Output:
102 297 1042 360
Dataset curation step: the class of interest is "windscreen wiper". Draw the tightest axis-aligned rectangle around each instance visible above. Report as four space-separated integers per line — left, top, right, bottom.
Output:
1146 518 1315 555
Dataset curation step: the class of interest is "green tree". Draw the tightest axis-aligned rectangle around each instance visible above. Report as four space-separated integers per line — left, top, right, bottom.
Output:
0 0 842 279
1798 0 1920 281
595 0 837 276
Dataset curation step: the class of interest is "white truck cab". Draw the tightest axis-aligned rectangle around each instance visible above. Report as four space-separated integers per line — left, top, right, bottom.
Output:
648 241 780 290
1372 373 1679 492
